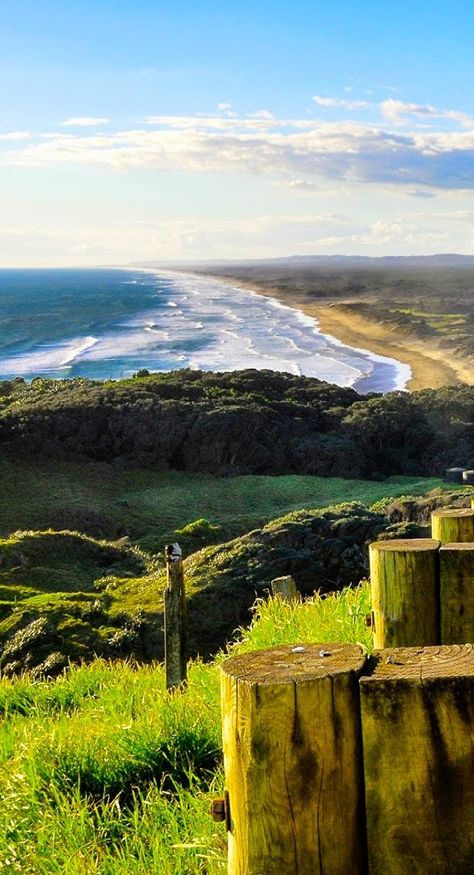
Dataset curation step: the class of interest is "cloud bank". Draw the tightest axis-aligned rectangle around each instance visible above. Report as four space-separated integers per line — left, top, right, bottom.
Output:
0 99 472 192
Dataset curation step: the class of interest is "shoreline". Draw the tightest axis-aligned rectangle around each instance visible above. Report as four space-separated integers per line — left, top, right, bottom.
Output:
195 273 474 391
144 267 410 392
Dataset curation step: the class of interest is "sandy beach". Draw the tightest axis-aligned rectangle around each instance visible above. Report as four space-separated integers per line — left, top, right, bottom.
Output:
203 275 474 391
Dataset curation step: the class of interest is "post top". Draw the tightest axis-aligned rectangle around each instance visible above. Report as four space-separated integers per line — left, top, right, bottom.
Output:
369 538 440 552
361 644 474 684
440 541 474 551
431 507 474 519
222 642 366 684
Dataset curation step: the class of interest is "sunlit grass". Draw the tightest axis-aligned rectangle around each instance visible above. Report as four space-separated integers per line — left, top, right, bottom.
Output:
0 583 371 873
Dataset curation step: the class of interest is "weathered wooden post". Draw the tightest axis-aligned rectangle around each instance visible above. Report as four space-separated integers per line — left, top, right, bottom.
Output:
369 538 440 648
360 644 474 874
445 467 465 483
164 542 187 690
431 507 474 543
440 543 474 643
220 643 368 875
271 574 298 602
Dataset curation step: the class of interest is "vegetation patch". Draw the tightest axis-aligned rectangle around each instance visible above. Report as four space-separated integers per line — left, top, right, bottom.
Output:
0 586 372 873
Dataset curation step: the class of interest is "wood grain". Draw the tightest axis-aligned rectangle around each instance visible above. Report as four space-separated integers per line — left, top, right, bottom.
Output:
369 538 440 648
361 644 474 874
221 642 367 874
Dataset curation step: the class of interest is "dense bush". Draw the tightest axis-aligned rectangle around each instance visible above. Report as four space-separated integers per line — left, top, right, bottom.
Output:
0 370 472 477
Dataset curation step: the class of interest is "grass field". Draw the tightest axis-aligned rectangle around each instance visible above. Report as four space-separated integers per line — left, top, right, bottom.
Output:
0 584 371 874
0 453 456 553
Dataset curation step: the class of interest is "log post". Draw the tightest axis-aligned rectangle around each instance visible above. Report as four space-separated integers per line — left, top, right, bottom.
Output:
221 643 368 875
164 543 187 690
431 508 474 543
445 467 465 484
369 538 440 648
360 644 474 874
271 574 298 602
440 543 474 644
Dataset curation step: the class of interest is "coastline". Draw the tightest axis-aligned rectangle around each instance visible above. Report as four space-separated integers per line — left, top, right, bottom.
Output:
195 273 474 391
145 267 410 392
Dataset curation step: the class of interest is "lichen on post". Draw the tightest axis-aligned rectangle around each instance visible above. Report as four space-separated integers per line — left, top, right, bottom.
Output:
369 538 440 649
431 507 474 544
220 642 368 875
360 644 474 874
440 543 474 644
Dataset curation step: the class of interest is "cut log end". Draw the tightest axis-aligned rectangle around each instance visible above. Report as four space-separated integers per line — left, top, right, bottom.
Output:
370 537 440 553
362 644 474 682
432 508 474 520
440 541 474 551
222 642 366 684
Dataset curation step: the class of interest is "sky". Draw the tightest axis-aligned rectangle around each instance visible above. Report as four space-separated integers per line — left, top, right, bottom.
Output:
1 0 474 266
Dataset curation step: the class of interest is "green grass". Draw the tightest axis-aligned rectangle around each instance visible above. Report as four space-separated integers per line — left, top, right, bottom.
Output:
0 462 468 672
0 453 457 552
0 585 371 873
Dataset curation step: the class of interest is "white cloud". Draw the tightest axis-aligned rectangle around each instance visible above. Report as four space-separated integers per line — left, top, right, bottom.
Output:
60 117 110 127
0 131 31 141
217 102 233 111
380 99 473 128
2 106 473 192
313 95 371 110
250 110 276 120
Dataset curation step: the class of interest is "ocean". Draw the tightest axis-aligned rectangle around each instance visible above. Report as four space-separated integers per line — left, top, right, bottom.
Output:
0 268 410 392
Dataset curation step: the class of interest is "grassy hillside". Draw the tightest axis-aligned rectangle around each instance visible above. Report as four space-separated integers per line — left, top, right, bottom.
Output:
0 469 470 673
0 585 371 874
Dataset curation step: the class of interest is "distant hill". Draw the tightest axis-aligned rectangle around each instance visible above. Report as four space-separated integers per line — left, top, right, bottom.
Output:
132 253 474 270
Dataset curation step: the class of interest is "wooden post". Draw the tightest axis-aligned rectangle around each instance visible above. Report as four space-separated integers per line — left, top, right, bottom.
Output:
221 643 368 875
271 574 298 602
431 508 474 543
440 543 474 644
164 543 187 690
369 538 440 648
445 467 465 483
360 644 474 874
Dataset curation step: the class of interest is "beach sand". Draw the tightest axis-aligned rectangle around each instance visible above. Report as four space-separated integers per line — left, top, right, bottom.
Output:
203 275 474 391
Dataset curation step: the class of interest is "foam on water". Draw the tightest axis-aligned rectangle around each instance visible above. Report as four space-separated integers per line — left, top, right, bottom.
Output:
0 268 411 392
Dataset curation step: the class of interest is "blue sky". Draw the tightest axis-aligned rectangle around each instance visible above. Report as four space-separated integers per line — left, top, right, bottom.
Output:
1 0 474 265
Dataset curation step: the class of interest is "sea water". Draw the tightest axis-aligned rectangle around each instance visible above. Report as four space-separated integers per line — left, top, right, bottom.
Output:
0 268 411 393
